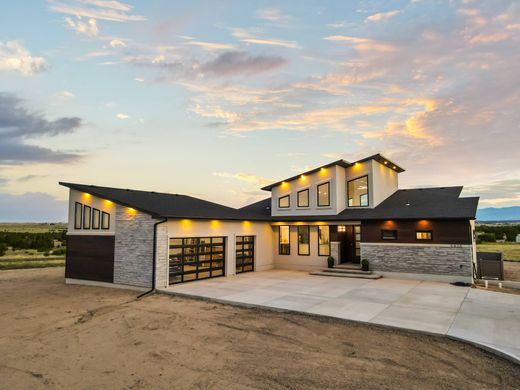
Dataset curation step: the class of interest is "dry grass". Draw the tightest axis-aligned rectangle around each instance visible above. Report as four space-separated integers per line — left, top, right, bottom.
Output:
477 242 520 261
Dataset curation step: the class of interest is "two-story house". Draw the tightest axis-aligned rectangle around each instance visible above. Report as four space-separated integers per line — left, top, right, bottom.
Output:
60 153 479 291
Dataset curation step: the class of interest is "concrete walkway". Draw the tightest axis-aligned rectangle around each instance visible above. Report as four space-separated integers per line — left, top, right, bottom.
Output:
159 270 520 363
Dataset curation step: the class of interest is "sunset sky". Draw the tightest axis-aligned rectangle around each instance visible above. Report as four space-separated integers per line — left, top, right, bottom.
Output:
0 0 519 221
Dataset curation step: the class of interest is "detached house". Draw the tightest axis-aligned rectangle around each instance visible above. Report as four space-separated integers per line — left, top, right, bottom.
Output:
60 153 479 291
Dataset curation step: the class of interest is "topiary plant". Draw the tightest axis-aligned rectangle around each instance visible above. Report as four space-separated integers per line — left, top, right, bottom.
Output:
327 256 335 268
361 259 369 271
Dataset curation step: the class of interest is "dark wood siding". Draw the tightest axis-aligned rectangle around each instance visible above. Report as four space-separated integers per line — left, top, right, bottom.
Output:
361 220 472 245
66 235 115 283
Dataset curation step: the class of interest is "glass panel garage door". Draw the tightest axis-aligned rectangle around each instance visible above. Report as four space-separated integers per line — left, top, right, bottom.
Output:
236 236 254 274
169 237 225 285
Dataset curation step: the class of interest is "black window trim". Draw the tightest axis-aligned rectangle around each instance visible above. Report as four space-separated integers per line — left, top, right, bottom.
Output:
416 230 433 241
92 208 101 230
101 211 110 230
318 225 331 256
278 225 291 255
74 202 82 229
297 225 310 256
317 181 330 207
296 188 310 208
381 229 398 240
347 174 370 208
235 235 255 274
278 194 290 209
83 205 91 230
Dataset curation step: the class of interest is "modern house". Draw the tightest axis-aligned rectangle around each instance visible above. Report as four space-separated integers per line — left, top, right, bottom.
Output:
60 153 479 291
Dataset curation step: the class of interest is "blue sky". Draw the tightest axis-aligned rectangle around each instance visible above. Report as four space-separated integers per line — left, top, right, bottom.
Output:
0 0 519 221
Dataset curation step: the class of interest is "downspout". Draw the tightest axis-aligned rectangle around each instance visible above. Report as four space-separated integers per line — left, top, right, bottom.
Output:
137 217 168 298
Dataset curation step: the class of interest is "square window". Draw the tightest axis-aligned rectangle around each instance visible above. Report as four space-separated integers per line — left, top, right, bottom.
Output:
317 182 330 207
416 231 432 240
278 195 290 208
297 189 309 207
347 176 369 207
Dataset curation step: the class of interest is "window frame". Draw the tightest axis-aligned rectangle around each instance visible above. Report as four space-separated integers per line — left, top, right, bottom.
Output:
318 225 330 256
278 194 290 209
74 202 82 229
297 188 310 208
101 211 110 230
297 225 310 256
316 182 330 207
347 175 369 208
381 229 398 240
92 208 101 230
416 231 433 241
278 225 291 255
83 205 91 229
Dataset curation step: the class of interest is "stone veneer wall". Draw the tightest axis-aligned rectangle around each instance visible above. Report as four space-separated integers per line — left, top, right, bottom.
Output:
360 243 473 277
155 222 169 288
113 206 156 288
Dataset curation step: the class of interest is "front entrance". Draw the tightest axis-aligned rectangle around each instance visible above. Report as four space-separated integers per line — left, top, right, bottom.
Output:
336 225 361 263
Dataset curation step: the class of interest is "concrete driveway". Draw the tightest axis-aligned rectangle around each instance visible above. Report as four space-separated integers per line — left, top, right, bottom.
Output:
160 270 520 363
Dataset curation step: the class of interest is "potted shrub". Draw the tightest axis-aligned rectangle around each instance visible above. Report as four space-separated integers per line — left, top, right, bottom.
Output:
327 256 335 268
361 259 369 272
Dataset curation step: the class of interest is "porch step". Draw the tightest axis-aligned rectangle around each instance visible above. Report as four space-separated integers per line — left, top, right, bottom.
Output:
310 270 382 279
334 264 362 270
320 268 372 275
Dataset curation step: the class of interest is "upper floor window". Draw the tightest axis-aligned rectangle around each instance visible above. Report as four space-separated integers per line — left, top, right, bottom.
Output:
278 195 290 208
101 211 110 230
74 201 110 230
83 206 91 229
92 208 101 229
279 226 290 255
348 175 369 207
74 202 82 229
297 189 309 207
416 231 432 240
317 182 330 207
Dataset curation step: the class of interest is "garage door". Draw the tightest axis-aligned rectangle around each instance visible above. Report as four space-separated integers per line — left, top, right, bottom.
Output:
236 235 254 274
169 237 225 285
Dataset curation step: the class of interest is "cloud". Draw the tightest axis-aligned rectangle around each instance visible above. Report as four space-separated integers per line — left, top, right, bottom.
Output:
116 113 129 119
463 179 520 206
0 41 46 76
184 41 235 50
365 10 400 22
0 192 67 222
199 51 287 77
109 38 126 48
0 93 83 164
323 35 396 52
231 28 301 49
213 172 272 186
48 0 146 22
255 8 293 24
17 174 48 182
65 16 99 36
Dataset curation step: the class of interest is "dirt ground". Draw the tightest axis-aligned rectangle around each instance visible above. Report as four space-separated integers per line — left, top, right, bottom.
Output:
1 268 519 390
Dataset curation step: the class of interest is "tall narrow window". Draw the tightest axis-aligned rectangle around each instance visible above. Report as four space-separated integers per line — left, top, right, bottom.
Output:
317 182 330 207
83 205 91 229
279 226 290 255
101 211 110 230
278 195 290 208
74 202 82 229
92 208 100 229
297 189 309 207
416 231 432 240
298 226 310 255
318 226 330 256
347 175 369 207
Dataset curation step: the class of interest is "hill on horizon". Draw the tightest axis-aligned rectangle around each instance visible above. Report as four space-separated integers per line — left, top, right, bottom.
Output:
477 206 520 222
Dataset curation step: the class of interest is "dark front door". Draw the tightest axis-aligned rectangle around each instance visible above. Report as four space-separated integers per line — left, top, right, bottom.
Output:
337 226 358 264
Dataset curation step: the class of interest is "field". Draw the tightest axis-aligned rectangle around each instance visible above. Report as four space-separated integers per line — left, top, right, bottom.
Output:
0 223 67 233
1 267 519 389
477 242 520 261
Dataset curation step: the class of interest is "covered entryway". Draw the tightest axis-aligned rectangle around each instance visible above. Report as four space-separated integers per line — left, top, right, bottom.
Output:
335 225 361 264
168 237 225 284
235 235 254 273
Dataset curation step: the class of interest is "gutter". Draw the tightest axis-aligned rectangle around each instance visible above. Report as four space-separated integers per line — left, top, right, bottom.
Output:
137 217 168 299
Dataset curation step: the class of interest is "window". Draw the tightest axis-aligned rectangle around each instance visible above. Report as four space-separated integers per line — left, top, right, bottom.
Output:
337 225 346 232
279 226 290 255
381 230 397 240
348 175 369 207
83 205 91 229
236 236 254 273
74 202 82 229
298 226 310 255
297 189 309 207
168 237 226 284
278 195 290 208
416 231 432 240
92 208 100 229
318 226 330 256
101 212 110 230
317 182 330 207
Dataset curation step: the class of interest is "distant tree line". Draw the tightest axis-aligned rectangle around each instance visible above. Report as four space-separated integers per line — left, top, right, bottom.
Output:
476 224 520 242
0 231 67 255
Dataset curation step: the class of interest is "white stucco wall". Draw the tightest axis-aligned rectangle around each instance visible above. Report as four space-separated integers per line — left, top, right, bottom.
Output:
370 160 398 207
67 189 116 235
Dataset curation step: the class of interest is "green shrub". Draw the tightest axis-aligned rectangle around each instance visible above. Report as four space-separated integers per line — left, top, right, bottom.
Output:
361 259 370 271
0 243 6 256
327 256 335 268
479 233 496 243
52 248 66 256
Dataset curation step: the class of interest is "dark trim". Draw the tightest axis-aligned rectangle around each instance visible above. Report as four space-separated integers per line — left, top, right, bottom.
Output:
235 235 255 274
297 188 310 208
297 225 310 256
101 211 110 230
381 229 397 240
317 182 330 207
278 194 290 209
74 202 82 229
138 217 167 298
92 208 100 230
83 205 91 229
416 230 433 241
278 225 290 255
347 175 369 208
317 225 330 256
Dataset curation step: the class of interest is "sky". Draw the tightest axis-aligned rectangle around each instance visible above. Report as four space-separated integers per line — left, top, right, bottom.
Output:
0 0 519 222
